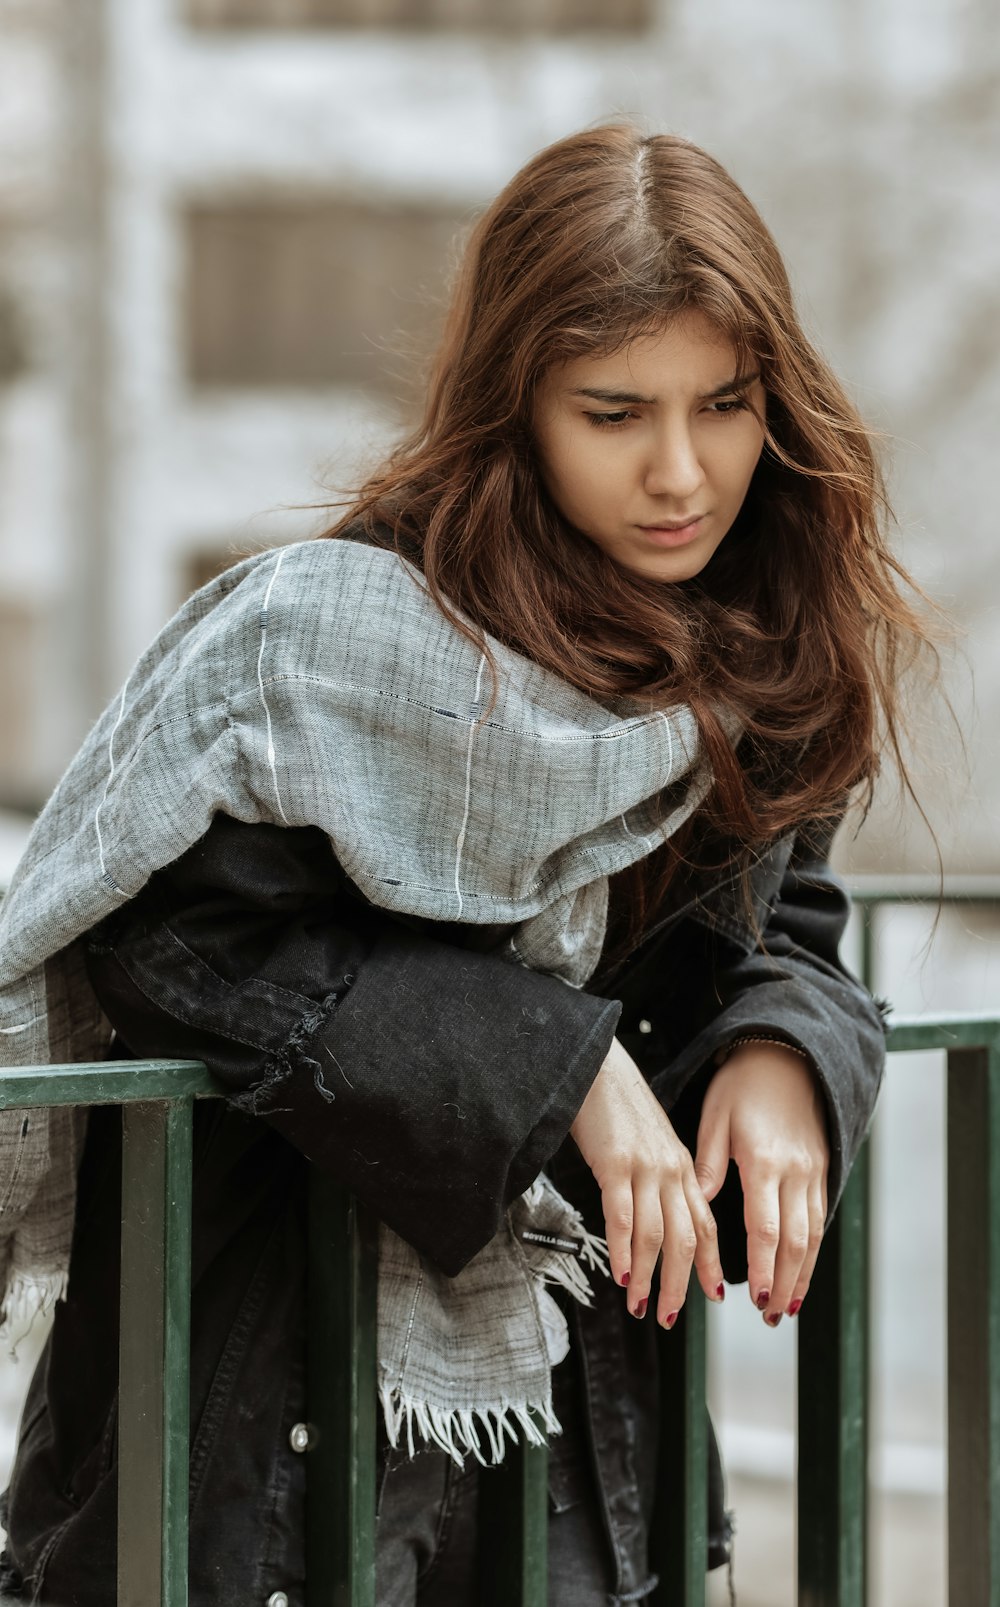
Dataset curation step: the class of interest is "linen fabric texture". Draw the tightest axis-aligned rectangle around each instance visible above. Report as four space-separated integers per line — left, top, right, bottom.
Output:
0 538 717 1458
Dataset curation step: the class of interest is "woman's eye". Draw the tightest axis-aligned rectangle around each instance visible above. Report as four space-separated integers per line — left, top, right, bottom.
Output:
586 410 634 429
710 397 748 416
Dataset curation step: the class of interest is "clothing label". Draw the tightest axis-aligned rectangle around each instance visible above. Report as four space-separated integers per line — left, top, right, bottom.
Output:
519 1228 585 1258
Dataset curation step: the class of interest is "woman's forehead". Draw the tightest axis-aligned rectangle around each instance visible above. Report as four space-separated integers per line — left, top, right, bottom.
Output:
546 314 757 398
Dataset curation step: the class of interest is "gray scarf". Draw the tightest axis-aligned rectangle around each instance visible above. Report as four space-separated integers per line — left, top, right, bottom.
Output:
0 539 714 1460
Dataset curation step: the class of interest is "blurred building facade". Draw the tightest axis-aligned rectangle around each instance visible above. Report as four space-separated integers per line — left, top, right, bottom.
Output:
0 0 997 844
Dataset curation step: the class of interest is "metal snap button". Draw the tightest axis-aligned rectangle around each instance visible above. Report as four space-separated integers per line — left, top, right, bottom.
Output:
288 1422 310 1453
266 1593 289 1607
638 1018 653 1034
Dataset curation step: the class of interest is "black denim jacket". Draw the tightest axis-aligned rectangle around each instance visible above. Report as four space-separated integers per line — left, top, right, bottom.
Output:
0 813 885 1605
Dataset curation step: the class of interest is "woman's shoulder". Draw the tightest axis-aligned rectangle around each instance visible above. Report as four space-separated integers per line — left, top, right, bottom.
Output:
200 532 407 600
243 533 424 612
243 535 482 684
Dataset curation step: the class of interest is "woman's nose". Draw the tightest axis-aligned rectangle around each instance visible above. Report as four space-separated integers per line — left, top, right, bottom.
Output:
642 424 706 501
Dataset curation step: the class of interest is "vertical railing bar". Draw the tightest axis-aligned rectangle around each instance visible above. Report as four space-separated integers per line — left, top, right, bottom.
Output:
683 1284 708 1607
946 1043 1000 1605
516 1437 550 1606
840 1143 869 1604
796 887 874 1606
650 1281 707 1606
859 899 876 995
478 1430 549 1607
307 1173 378 1607
118 1098 193 1607
856 892 876 1607
796 1139 869 1607
161 1101 194 1605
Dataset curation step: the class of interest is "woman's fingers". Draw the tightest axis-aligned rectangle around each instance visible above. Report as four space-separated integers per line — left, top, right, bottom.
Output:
693 1105 731 1205
626 1182 665 1317
708 1042 831 1326
763 1179 812 1322
744 1169 782 1317
604 1163 723 1324
745 1168 828 1324
601 1177 635 1293
783 1183 827 1318
656 1172 725 1325
573 1038 725 1323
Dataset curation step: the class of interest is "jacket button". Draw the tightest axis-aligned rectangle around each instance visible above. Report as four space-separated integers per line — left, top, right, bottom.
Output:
638 1018 653 1034
266 1594 289 1607
288 1422 311 1453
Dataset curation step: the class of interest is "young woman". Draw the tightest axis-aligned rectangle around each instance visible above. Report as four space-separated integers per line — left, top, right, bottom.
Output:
0 124 930 1605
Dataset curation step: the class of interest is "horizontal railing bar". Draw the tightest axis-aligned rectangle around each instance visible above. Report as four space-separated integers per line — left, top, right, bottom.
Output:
847 876 1000 902
886 1016 1000 1054
0 1060 221 1107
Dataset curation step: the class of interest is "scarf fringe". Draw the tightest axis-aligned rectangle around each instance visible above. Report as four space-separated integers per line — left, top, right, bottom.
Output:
379 1378 562 1468
0 1269 70 1358
377 1223 608 1468
536 1226 610 1308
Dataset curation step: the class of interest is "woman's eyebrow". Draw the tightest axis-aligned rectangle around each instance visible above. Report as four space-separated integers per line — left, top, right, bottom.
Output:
704 369 762 398
571 370 762 406
572 386 656 405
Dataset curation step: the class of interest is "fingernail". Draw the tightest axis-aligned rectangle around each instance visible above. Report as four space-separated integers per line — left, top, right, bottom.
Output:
715 1282 726 1302
620 1271 630 1288
663 1310 679 1329
787 1298 803 1318
764 1312 782 1328
633 1297 648 1319
755 1289 771 1311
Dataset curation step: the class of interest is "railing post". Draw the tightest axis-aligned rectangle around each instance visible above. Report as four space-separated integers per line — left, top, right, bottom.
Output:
793 886 876 1607
947 1043 1000 1605
796 1140 870 1607
650 1282 708 1607
118 1098 193 1607
306 1173 378 1607
478 1431 549 1607
858 899 877 996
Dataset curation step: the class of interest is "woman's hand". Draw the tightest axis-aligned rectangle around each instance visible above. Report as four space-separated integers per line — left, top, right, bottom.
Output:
693 1043 830 1325
570 1036 725 1325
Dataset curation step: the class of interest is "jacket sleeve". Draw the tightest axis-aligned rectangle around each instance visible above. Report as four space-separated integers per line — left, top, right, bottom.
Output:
84 816 620 1275
613 817 886 1225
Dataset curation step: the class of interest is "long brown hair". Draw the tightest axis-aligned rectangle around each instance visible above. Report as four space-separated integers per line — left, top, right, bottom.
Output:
322 124 939 948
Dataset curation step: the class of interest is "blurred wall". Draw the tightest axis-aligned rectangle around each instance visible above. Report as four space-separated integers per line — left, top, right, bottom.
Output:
0 0 996 867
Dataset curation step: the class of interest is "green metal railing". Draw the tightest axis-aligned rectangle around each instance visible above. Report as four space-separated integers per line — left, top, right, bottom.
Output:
0 883 997 1605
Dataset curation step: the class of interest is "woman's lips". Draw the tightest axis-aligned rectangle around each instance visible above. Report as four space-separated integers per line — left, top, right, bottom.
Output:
636 517 704 548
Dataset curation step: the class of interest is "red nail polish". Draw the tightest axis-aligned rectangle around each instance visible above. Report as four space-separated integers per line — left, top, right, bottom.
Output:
664 1310 679 1329
764 1312 782 1328
621 1271 630 1288
787 1298 803 1318
715 1282 725 1302
755 1289 770 1310
634 1297 648 1319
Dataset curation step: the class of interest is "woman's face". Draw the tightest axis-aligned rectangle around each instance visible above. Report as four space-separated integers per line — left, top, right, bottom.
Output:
531 310 766 583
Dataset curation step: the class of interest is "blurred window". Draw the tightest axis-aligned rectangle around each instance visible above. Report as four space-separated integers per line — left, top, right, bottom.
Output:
0 286 28 383
186 0 652 30
0 603 38 800
185 200 466 393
